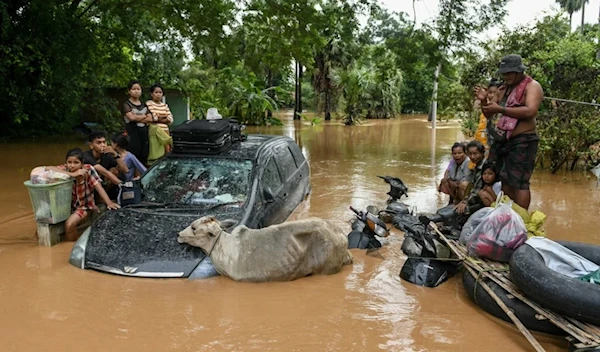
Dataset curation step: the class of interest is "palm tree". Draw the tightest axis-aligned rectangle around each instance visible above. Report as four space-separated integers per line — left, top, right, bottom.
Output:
555 0 583 29
580 0 589 34
331 67 373 125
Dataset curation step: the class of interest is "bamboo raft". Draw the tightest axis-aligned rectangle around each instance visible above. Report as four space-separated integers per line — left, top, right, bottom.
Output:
428 223 600 352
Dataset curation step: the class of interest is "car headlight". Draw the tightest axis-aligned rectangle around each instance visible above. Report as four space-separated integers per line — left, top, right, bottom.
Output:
69 227 91 269
188 256 220 280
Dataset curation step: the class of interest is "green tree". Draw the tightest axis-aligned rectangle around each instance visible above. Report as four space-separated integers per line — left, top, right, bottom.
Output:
555 0 582 29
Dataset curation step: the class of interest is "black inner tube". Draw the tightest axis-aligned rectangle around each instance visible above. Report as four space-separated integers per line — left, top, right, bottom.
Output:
462 270 566 335
510 241 600 326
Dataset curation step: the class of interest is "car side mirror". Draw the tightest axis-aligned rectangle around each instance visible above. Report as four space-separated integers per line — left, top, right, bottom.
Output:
263 188 275 203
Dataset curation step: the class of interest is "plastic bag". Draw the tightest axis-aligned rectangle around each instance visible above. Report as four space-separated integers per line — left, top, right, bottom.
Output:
492 195 530 224
467 202 527 262
30 166 70 184
459 207 494 245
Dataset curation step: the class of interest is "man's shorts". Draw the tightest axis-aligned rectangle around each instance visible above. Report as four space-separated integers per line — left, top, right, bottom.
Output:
495 133 539 190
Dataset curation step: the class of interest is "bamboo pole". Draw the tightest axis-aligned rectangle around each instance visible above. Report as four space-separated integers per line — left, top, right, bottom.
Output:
426 222 545 351
464 266 546 352
427 222 600 346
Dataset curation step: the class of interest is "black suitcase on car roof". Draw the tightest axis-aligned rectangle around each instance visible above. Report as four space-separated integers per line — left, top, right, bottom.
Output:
171 118 244 154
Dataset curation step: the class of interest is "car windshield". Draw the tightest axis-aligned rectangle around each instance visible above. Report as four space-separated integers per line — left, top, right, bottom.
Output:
141 157 254 206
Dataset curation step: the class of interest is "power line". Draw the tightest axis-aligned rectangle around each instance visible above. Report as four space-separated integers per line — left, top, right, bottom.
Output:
544 97 600 107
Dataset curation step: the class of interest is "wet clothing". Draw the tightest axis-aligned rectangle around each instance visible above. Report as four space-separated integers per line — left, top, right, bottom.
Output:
447 157 473 182
58 164 101 216
494 133 539 190
487 76 539 190
497 76 532 140
147 123 173 166
83 150 117 171
123 100 150 165
464 160 486 210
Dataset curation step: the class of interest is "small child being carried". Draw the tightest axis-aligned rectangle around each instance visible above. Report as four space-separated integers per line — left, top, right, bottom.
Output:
47 148 120 241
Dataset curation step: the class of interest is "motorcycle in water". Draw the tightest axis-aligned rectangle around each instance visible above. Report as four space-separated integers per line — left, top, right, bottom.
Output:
347 206 390 249
377 175 408 203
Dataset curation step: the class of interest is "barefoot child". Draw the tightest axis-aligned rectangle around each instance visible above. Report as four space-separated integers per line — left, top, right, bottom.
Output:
47 148 120 241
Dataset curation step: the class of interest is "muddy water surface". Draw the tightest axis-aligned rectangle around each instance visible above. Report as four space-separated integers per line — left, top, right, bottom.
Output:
1 115 599 351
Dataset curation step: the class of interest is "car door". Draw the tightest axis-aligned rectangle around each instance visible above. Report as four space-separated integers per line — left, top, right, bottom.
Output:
287 141 310 198
257 155 284 227
271 145 304 223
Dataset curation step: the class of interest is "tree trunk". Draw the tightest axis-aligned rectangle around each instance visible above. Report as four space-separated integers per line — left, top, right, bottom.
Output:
266 68 273 118
569 12 573 30
581 1 586 35
324 82 331 121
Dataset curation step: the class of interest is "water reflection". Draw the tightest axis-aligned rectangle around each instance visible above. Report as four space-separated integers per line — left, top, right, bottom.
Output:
0 114 595 351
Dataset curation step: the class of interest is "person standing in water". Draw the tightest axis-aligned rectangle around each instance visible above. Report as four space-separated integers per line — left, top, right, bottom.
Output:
47 148 120 241
475 54 543 210
122 80 152 165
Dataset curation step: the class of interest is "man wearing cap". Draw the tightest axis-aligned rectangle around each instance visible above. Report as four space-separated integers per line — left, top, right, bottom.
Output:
475 54 543 210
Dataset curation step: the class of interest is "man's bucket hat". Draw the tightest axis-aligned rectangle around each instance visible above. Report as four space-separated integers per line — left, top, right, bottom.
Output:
497 54 527 74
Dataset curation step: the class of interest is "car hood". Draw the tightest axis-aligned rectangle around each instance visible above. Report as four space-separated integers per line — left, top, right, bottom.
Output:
84 206 243 278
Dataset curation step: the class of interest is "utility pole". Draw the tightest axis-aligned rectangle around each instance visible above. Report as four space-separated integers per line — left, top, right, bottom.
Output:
430 63 441 129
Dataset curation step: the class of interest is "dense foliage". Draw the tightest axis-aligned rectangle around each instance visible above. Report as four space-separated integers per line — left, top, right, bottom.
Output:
1 0 599 171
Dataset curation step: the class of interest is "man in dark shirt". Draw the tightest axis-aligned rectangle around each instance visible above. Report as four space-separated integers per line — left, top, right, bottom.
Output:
84 131 128 186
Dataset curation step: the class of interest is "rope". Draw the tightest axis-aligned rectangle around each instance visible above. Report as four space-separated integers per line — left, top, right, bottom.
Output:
472 267 510 305
544 97 600 107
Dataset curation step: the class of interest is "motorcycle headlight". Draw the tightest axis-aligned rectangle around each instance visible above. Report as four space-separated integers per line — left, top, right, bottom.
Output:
68 227 91 269
375 225 389 237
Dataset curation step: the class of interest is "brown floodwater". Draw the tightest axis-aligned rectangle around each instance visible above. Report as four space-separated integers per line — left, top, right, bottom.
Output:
1 114 599 351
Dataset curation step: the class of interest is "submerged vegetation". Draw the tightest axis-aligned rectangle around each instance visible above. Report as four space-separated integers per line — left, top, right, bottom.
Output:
1 0 599 170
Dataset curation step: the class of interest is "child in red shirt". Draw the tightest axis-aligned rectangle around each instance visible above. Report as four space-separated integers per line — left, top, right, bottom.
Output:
47 148 120 241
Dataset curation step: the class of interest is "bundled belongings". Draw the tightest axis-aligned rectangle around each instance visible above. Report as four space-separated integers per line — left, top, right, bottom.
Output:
491 195 547 238
171 118 246 154
30 166 71 184
510 238 600 326
459 207 494 245
466 200 527 262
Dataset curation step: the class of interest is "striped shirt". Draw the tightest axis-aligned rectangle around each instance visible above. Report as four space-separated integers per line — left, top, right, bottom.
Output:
146 100 173 135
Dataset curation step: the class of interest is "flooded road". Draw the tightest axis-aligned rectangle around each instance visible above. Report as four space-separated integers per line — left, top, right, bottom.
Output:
1 115 599 351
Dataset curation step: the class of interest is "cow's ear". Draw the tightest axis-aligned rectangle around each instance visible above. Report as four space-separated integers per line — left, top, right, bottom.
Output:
220 219 238 230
